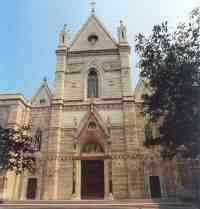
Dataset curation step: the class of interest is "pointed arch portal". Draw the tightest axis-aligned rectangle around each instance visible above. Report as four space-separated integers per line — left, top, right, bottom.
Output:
74 108 110 199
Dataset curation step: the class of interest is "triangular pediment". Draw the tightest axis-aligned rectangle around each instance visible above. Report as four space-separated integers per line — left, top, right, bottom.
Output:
134 79 151 102
76 106 110 138
31 80 52 107
70 15 117 52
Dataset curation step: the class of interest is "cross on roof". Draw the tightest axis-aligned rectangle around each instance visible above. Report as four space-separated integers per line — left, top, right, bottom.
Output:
90 0 96 14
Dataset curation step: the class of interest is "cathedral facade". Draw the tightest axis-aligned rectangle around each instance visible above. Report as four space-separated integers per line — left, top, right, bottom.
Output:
0 12 199 201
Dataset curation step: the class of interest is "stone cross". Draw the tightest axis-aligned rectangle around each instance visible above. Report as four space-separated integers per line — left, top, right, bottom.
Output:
91 0 96 14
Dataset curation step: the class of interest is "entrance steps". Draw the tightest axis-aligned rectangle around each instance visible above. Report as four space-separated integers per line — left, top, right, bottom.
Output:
0 199 198 209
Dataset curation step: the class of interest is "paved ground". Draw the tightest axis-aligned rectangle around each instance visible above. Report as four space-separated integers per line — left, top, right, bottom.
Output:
0 199 198 209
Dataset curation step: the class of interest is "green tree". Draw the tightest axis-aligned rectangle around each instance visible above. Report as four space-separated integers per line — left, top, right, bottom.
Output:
0 125 36 174
135 7 200 159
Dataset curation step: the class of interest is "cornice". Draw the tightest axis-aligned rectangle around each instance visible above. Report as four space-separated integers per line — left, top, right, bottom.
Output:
68 49 119 58
0 94 30 107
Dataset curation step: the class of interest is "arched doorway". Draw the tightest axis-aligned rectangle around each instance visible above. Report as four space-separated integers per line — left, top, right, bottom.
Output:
26 178 37 200
81 160 104 199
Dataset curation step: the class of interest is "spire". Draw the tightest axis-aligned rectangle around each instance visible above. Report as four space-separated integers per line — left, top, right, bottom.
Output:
63 24 67 32
43 76 47 83
58 24 70 48
90 0 96 15
42 76 48 87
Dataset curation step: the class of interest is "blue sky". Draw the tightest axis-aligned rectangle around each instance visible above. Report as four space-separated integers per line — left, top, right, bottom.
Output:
0 0 199 99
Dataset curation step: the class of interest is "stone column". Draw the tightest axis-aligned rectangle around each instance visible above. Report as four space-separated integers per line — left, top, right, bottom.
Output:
104 159 109 199
75 160 81 199
108 159 114 199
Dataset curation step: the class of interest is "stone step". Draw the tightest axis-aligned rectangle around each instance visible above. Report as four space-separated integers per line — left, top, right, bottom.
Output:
0 199 197 209
0 198 182 204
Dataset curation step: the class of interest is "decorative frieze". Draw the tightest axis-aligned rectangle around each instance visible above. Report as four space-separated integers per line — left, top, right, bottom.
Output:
96 103 123 110
44 153 144 161
63 103 123 112
64 105 89 111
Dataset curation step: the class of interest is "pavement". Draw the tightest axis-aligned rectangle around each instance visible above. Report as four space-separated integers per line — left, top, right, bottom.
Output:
0 199 198 209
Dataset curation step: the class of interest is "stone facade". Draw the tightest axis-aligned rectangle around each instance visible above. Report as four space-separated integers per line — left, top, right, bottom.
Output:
0 13 199 201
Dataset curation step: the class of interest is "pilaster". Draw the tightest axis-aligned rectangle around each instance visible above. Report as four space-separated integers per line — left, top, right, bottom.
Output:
119 45 132 98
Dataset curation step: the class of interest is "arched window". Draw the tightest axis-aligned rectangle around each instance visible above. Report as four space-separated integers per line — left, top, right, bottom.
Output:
88 69 98 98
34 129 42 151
26 178 37 199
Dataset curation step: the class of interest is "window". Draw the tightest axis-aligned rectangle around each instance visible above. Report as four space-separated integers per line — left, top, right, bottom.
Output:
88 69 98 98
88 34 98 45
26 178 37 199
62 35 65 44
39 98 46 105
34 129 42 151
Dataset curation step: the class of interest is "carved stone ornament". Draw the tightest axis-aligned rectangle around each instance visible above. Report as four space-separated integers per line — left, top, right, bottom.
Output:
82 143 104 153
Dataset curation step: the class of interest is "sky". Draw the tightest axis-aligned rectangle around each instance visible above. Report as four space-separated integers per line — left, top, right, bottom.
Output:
0 0 199 100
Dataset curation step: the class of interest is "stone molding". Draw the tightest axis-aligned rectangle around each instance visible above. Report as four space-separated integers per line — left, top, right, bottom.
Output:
68 49 119 58
44 153 145 161
63 103 123 111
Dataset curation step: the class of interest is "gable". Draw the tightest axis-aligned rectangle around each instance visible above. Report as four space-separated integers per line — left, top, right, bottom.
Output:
134 79 150 102
70 15 117 52
76 106 110 138
31 82 52 107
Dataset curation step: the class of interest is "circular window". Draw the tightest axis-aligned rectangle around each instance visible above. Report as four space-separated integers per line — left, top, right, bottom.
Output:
88 34 98 45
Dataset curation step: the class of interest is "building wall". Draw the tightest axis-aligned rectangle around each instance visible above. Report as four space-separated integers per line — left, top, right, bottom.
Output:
0 14 199 201
64 55 122 101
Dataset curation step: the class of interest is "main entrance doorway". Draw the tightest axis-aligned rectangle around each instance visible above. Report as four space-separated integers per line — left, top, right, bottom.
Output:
81 160 104 199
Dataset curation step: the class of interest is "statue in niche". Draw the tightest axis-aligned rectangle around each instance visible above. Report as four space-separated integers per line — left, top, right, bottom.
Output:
83 143 103 153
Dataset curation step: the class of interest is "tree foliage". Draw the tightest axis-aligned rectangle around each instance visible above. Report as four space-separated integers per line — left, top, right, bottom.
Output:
135 7 200 159
0 125 36 174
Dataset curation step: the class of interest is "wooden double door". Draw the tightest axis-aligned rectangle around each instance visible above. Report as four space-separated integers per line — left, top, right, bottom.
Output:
81 160 104 199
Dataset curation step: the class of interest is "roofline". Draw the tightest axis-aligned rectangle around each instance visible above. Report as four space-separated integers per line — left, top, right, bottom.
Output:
31 82 52 104
70 14 118 49
0 94 30 106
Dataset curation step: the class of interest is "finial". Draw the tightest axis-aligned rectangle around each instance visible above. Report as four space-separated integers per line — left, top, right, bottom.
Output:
90 0 96 15
43 76 47 83
63 24 67 32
